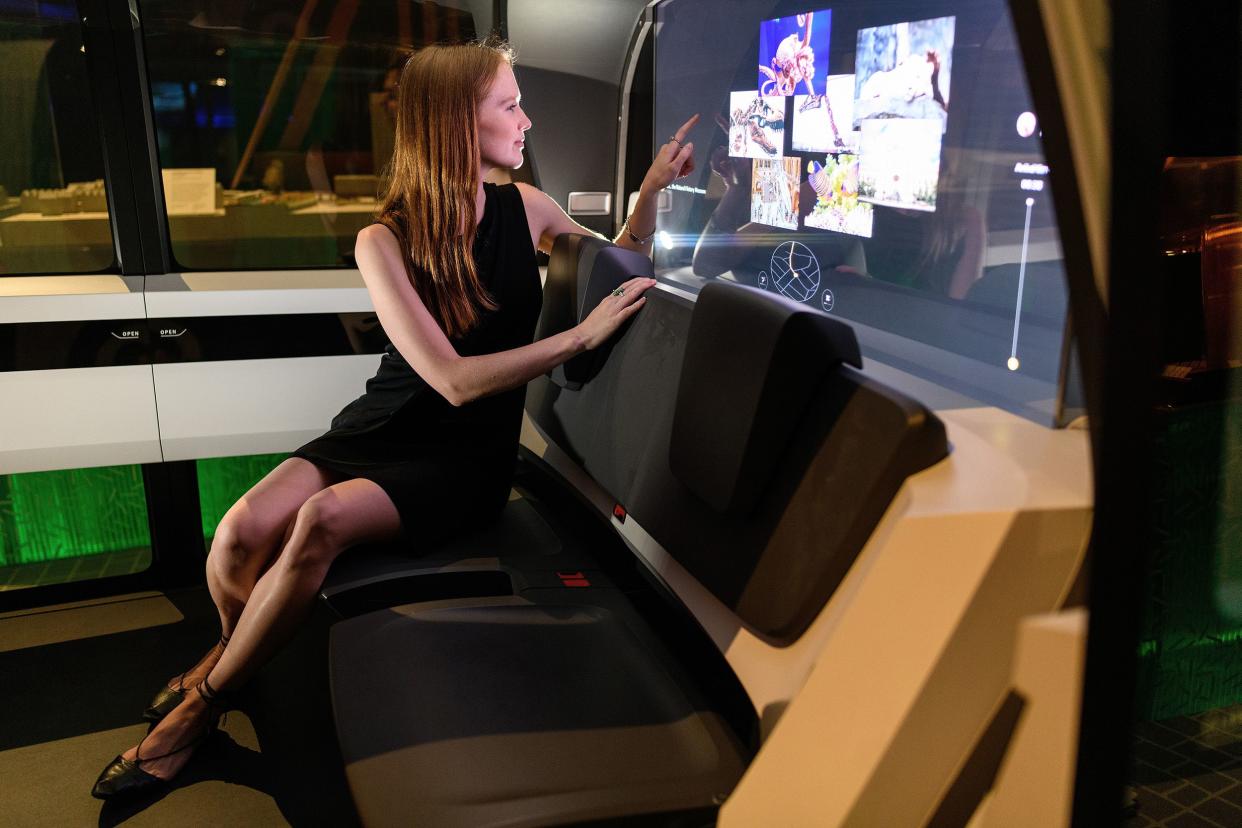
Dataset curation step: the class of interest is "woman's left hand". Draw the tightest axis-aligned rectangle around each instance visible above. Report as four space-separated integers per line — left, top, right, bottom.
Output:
640 114 699 195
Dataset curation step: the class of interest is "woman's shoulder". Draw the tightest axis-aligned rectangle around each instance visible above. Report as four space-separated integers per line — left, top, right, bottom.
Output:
354 223 408 284
357 221 400 251
510 182 557 220
511 181 542 202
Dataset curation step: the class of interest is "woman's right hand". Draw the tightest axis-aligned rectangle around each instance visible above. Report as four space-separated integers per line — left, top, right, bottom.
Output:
575 277 657 350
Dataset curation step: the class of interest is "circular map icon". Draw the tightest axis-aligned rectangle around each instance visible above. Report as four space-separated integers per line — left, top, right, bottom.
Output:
769 241 821 303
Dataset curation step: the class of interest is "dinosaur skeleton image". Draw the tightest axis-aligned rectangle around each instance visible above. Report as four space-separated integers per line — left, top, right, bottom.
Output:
792 74 857 153
728 91 786 159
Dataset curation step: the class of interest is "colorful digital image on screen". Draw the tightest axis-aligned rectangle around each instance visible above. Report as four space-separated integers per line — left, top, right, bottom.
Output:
750 157 802 230
758 9 831 97
804 154 874 237
854 16 956 130
792 74 857 153
729 91 786 159
857 118 943 211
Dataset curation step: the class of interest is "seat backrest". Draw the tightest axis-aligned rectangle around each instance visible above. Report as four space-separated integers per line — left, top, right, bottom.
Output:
527 234 948 643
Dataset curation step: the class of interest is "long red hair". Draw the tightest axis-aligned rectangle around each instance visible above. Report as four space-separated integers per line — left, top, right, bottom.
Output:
377 39 515 338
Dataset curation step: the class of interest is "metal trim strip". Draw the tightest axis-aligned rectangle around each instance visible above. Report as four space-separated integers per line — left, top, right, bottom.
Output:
145 271 371 317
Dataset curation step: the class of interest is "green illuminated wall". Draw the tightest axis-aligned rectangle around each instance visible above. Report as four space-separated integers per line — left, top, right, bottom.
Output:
197 454 287 541
1137 402 1242 720
0 465 150 567
0 454 288 571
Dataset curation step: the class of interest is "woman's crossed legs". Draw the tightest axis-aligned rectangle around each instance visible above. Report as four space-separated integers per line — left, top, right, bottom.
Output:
155 458 338 697
121 457 403 782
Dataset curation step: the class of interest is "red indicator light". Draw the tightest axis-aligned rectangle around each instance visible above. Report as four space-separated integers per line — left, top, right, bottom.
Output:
612 504 627 522
557 571 591 588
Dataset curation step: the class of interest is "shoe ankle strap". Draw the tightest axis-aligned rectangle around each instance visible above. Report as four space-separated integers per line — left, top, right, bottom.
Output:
135 730 207 764
196 675 231 708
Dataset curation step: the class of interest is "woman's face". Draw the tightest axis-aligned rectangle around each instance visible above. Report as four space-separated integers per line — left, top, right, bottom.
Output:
477 63 532 171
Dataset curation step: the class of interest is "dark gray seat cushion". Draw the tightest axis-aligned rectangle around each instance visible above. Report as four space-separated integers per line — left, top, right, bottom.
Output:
330 596 746 827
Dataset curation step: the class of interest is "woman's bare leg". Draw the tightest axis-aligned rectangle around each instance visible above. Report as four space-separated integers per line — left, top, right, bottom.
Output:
165 458 344 693
123 478 403 779
208 458 346 635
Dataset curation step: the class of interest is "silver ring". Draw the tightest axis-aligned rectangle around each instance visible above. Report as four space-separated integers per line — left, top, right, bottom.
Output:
669 135 683 146
611 287 625 297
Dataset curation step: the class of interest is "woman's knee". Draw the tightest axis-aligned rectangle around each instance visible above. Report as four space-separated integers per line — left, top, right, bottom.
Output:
280 491 349 573
208 504 281 580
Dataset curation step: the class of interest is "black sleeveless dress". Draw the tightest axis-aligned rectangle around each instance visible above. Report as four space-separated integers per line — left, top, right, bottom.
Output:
291 183 543 542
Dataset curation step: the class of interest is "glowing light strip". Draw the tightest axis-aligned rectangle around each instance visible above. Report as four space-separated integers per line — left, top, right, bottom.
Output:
1008 197 1035 370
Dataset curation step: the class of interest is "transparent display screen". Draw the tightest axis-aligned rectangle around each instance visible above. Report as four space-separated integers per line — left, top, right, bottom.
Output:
653 0 1071 425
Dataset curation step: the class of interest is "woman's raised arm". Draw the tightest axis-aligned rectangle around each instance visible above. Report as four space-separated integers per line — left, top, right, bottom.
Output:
514 114 699 258
354 224 653 406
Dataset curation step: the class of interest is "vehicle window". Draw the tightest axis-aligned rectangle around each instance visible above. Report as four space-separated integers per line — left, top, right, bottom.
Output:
140 0 491 271
0 3 116 275
1136 159 1242 738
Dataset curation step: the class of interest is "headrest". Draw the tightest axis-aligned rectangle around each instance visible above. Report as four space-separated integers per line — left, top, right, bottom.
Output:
669 282 862 515
536 233 597 345
574 242 654 322
542 234 653 389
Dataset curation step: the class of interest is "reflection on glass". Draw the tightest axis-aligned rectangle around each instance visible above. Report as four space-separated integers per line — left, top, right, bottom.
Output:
142 0 486 270
653 0 1072 425
0 3 115 275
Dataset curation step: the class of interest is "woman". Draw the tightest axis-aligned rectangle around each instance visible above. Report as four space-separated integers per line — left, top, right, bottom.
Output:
92 38 697 799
